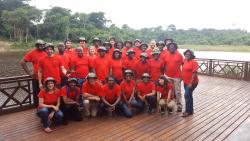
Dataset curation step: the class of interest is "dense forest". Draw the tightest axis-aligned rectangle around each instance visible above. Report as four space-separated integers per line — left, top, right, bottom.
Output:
1 0 250 46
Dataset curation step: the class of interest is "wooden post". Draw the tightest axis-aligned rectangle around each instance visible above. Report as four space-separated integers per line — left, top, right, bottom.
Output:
209 59 213 76
244 62 249 80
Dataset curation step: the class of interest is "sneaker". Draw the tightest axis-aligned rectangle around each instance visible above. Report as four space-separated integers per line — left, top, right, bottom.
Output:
177 107 182 112
160 108 165 115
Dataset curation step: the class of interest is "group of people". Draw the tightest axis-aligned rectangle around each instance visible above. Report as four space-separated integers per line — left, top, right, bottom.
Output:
21 37 199 133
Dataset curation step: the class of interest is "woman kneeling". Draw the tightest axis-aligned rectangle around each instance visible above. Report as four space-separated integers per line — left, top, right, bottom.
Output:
37 77 63 133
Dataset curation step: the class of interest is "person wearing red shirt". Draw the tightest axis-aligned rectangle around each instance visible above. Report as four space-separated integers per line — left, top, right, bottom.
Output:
146 40 156 59
134 53 150 80
155 75 175 115
156 41 168 60
38 43 69 88
109 36 116 49
123 49 137 73
78 37 88 56
103 41 113 59
120 70 139 116
122 40 133 59
182 50 199 117
37 77 63 133
101 76 132 117
82 73 103 117
55 43 71 87
93 47 111 84
88 46 97 67
110 49 123 84
21 39 46 106
149 49 164 81
64 39 76 59
92 37 102 50
164 42 184 112
71 47 91 87
136 73 156 114
133 39 142 59
60 78 82 124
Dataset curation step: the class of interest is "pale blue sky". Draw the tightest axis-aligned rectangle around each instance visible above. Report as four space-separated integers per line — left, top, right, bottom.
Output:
29 0 250 31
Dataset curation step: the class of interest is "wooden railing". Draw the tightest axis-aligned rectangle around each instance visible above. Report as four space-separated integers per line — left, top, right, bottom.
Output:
0 75 34 115
196 58 250 81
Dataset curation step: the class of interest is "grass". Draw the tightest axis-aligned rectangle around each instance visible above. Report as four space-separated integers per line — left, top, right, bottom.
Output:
179 45 250 52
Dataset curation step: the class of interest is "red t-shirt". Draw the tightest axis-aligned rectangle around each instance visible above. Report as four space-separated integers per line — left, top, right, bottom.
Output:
159 50 168 61
134 61 150 79
93 55 111 81
37 89 61 107
23 49 46 79
71 55 90 78
122 57 137 72
122 48 129 59
182 59 199 85
149 59 164 80
154 83 174 99
38 55 64 84
146 49 153 60
82 81 103 97
134 48 142 60
164 51 184 78
55 54 71 77
61 86 80 101
110 59 123 80
136 81 154 96
65 49 76 59
102 84 121 104
120 80 136 100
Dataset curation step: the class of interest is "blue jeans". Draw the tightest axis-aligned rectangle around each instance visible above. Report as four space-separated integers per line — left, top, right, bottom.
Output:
184 83 198 114
37 107 63 128
77 78 86 89
145 95 157 110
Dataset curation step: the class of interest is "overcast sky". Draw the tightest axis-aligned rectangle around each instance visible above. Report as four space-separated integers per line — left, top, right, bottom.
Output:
29 0 250 31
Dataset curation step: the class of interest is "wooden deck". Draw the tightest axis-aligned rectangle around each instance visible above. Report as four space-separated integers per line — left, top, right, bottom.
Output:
0 75 250 141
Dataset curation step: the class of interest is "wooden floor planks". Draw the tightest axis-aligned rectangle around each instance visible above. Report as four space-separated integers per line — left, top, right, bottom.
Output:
0 76 250 141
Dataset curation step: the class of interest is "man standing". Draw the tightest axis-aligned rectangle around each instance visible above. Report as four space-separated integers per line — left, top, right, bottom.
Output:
164 42 184 112
55 43 71 87
21 39 46 106
38 43 69 88
78 37 88 56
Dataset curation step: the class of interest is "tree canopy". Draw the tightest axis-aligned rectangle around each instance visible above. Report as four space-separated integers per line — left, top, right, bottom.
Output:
1 0 250 46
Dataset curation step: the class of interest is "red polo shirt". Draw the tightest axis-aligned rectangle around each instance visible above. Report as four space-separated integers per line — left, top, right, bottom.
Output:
23 49 46 79
122 57 137 72
134 60 150 79
61 86 80 101
164 51 184 78
155 83 174 99
55 53 71 77
71 55 90 78
37 89 61 107
110 58 123 80
93 55 111 81
82 81 103 96
102 84 121 104
182 59 199 85
136 81 154 96
149 59 164 81
38 55 64 84
120 80 136 100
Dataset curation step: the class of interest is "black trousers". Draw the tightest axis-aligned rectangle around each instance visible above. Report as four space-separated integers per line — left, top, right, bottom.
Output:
32 79 40 107
60 104 82 121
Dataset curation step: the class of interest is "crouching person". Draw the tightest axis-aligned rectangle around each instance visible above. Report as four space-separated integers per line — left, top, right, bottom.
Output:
136 73 157 114
60 78 83 124
120 70 138 116
102 76 133 118
82 73 102 117
37 77 63 133
155 75 176 115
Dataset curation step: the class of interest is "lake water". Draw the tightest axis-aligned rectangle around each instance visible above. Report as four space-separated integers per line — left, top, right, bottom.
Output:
0 49 250 77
